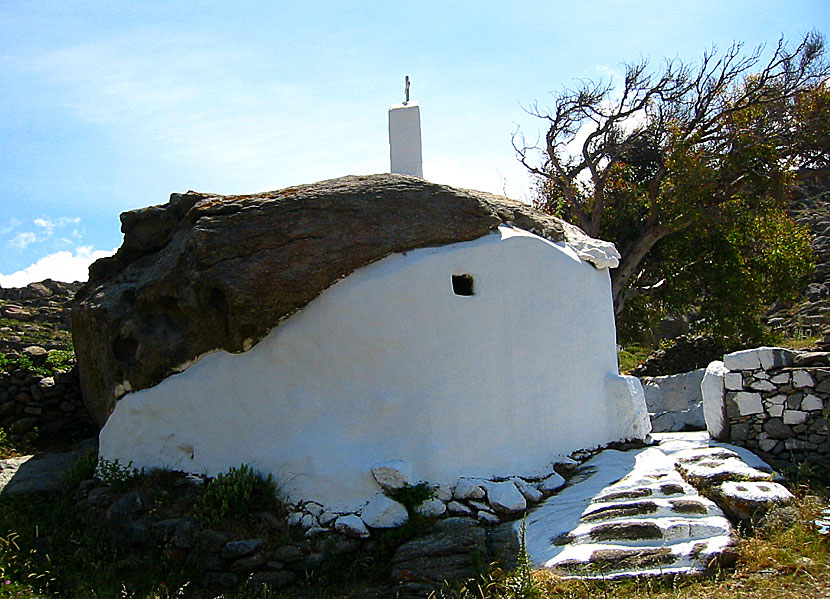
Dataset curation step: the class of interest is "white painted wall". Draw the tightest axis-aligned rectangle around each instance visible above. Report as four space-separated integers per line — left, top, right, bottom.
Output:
100 226 650 512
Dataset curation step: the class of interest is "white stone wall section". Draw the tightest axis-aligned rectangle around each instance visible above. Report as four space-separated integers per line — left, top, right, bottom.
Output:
100 226 650 513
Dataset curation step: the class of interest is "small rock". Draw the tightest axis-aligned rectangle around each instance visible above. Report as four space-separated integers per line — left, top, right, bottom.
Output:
318 511 338 527
792 370 815 388
447 501 473 516
21 346 48 366
483 481 526 515
271 544 305 561
334 514 370 539
172 518 200 549
371 459 412 491
715 481 795 521
802 394 824 411
300 513 316 529
434 484 453 501
510 477 543 503
415 498 447 518
537 472 566 493
361 493 408 528
304 526 329 538
748 379 775 392
229 552 267 573
453 478 485 500
222 538 265 559
193 530 231 554
783 410 808 425
734 392 763 415
286 511 303 527
477 511 500 525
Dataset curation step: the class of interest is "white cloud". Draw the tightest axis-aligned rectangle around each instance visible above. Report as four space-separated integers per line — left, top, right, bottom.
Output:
8 232 37 251
0 246 116 288
0 218 21 236
33 216 82 238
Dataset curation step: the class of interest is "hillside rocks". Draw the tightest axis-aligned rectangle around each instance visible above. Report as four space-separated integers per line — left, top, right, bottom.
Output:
71 174 620 426
631 336 726 377
766 176 830 337
0 279 79 355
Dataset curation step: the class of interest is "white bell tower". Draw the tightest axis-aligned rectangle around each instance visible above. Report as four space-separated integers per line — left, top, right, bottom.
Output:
388 76 423 178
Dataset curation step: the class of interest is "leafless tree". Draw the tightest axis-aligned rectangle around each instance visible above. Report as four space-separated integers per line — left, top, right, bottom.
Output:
515 32 828 315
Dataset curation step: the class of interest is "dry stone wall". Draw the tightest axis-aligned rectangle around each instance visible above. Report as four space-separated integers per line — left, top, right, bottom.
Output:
0 366 94 443
702 347 829 467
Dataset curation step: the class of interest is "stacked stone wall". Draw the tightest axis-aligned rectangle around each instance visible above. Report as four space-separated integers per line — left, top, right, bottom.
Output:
703 348 829 467
0 366 95 443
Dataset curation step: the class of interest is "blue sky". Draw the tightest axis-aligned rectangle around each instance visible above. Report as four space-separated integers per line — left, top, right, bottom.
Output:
1 1 827 286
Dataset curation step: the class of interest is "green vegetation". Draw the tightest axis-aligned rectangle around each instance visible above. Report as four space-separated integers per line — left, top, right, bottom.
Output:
194 464 281 526
617 344 653 373
518 33 829 346
0 312 73 355
387 481 436 510
95 457 141 491
0 350 76 377
0 427 39 460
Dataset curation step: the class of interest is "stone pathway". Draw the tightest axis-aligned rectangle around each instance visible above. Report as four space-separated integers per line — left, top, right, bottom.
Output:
521 432 787 578
0 438 96 496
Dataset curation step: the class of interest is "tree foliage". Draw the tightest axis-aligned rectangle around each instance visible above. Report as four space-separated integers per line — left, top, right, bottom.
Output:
516 33 829 344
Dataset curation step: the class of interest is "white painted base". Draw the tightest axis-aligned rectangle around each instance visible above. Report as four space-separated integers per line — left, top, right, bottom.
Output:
100 227 649 512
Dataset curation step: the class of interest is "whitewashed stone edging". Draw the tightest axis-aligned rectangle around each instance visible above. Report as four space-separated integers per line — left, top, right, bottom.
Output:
281 450 615 543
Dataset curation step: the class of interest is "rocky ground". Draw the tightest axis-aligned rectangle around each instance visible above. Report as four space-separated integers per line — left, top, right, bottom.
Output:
0 279 80 356
761 173 830 340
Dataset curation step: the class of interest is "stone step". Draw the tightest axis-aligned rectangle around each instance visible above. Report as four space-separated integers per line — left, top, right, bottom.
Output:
548 536 734 577
521 443 739 578
557 515 732 548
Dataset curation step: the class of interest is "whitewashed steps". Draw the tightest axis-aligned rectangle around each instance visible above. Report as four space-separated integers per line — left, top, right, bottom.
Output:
522 445 736 578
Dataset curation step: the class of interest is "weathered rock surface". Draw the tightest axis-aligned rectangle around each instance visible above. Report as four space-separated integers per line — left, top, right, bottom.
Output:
0 438 97 495
71 174 619 426
713 481 795 522
390 517 491 584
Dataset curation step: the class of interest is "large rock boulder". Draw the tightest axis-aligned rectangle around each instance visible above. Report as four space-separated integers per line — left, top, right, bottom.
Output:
72 174 617 426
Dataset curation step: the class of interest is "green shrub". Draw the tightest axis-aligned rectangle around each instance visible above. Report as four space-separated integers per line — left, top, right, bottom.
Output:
61 451 98 493
195 464 279 526
0 350 75 377
44 350 74 372
387 482 435 511
96 458 140 491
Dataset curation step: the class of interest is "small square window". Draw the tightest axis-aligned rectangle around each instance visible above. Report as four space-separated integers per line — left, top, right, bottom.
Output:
452 274 474 296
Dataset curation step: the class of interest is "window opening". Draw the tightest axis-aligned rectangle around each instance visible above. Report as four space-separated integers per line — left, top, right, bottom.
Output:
452 274 475 296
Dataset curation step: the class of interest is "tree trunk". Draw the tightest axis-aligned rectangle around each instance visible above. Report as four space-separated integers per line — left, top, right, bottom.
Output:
610 222 687 315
